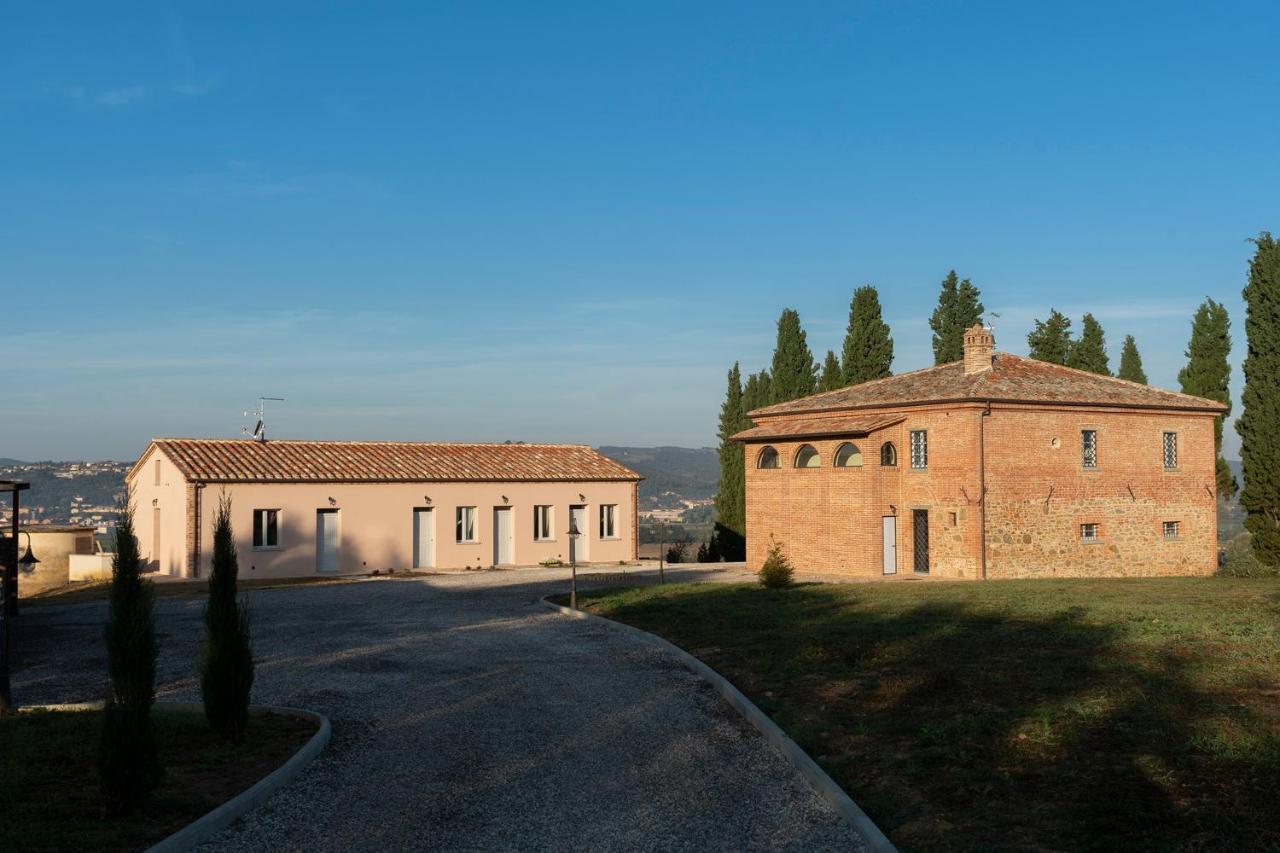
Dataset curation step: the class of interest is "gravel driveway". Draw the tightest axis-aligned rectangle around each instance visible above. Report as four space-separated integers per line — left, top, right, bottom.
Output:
14 568 867 852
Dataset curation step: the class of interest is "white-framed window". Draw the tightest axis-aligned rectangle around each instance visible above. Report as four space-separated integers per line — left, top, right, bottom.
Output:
456 506 477 543
1163 520 1180 538
534 505 553 541
757 446 780 469
1081 430 1098 469
1081 522 1100 543
909 430 928 469
794 444 820 468
599 504 617 539
253 509 280 549
1162 432 1178 469
834 443 863 468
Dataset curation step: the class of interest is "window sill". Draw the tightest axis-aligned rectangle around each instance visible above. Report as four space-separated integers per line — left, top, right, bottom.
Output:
535 538 557 544
456 540 480 545
599 536 621 541
252 546 282 552
1081 539 1102 545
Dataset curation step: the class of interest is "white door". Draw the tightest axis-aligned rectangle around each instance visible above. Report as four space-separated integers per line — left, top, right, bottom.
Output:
493 507 513 566
317 509 340 573
882 516 897 575
570 505 588 562
413 508 434 569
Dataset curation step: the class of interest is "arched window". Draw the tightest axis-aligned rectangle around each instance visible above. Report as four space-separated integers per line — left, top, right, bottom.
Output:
880 442 898 467
757 446 780 469
834 443 863 468
794 444 820 468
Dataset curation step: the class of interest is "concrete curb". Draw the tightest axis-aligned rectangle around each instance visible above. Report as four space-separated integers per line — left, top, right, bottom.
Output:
23 700 330 853
540 597 898 853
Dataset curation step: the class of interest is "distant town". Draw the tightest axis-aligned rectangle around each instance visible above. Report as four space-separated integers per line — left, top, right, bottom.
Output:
0 459 131 531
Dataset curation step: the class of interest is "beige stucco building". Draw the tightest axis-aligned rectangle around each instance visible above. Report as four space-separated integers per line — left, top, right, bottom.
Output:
126 439 641 578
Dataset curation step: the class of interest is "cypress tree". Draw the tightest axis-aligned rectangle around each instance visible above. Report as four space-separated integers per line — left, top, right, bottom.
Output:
1066 313 1111 375
1239 233 1280 564
819 350 842 392
841 285 894 385
202 492 255 741
99 505 160 815
713 364 747 558
1117 335 1148 384
769 309 817 403
1027 309 1073 364
1179 299 1236 496
929 271 984 364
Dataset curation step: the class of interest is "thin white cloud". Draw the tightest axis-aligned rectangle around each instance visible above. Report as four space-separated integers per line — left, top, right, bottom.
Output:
97 86 146 107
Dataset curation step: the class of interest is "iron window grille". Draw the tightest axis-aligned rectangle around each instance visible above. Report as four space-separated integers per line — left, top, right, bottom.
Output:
1163 432 1178 469
909 431 928 469
1081 430 1098 469
1081 522 1100 542
1163 520 1180 538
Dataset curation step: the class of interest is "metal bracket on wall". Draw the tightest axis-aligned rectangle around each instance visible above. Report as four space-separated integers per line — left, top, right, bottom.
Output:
1127 483 1137 502
960 486 972 504
1043 485 1054 510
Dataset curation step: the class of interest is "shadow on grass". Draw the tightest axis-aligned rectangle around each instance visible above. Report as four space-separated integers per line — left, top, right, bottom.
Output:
588 582 1280 852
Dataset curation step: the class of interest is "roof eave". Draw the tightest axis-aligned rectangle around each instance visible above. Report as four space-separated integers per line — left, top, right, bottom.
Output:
748 396 1229 421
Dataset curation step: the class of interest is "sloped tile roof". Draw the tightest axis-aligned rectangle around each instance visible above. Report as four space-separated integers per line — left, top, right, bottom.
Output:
134 439 642 484
750 353 1229 418
731 414 905 442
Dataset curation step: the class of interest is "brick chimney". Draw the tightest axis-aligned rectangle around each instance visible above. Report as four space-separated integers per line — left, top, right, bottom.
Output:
963 323 995 374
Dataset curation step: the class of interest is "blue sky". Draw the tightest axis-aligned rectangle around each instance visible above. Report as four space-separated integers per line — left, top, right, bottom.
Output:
5 1 1277 461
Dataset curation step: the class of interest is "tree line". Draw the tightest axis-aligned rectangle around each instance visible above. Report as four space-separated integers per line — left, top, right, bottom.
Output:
710 237 1280 569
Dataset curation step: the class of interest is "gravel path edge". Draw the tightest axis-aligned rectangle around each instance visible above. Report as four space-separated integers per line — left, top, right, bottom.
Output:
540 598 898 853
141 703 331 853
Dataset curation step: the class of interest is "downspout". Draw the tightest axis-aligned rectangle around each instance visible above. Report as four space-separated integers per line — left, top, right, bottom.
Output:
191 482 205 579
979 403 991 580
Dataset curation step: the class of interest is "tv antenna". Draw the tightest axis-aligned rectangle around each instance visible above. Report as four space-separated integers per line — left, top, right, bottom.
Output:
243 397 285 442
988 311 1001 337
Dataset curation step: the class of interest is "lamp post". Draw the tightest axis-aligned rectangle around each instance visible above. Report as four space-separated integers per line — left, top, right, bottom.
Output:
567 516 581 610
1 479 35 714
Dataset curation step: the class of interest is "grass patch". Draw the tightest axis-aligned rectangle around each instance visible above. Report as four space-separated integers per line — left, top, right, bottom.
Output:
0 706 316 852
26 575 365 607
574 577 1280 851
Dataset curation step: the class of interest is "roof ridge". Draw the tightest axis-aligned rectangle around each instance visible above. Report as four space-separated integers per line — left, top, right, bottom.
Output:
750 360 957 416
1000 353 1222 405
152 437 593 448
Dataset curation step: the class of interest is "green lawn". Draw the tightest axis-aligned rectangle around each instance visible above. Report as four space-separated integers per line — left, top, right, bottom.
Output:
0 706 316 852
573 577 1280 852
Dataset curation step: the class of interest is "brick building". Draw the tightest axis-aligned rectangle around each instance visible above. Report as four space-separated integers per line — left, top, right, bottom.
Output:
126 439 641 578
735 325 1228 579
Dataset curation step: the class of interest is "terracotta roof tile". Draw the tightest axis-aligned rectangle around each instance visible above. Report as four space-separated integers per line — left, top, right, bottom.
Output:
135 439 642 484
731 414 904 442
750 353 1229 418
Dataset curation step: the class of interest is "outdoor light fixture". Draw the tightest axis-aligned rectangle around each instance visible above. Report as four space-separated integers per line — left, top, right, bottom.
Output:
328 497 337 506
502 495 509 504
423 495 432 504
578 493 585 502
17 533 39 575
567 517 582 610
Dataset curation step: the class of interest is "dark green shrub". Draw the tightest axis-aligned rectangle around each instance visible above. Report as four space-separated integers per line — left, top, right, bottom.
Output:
201 493 254 742
758 539 794 589
665 539 690 564
98 505 160 815
1218 535 1280 578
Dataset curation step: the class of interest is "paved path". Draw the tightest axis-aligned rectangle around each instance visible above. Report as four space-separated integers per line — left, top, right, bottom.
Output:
15 569 866 852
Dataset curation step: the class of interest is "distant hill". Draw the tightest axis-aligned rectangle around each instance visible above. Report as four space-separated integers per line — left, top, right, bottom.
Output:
1228 459 1243 490
596 446 718 502
0 458 26 466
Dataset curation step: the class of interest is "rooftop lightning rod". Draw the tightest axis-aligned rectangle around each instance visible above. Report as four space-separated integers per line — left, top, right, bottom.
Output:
243 397 285 442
